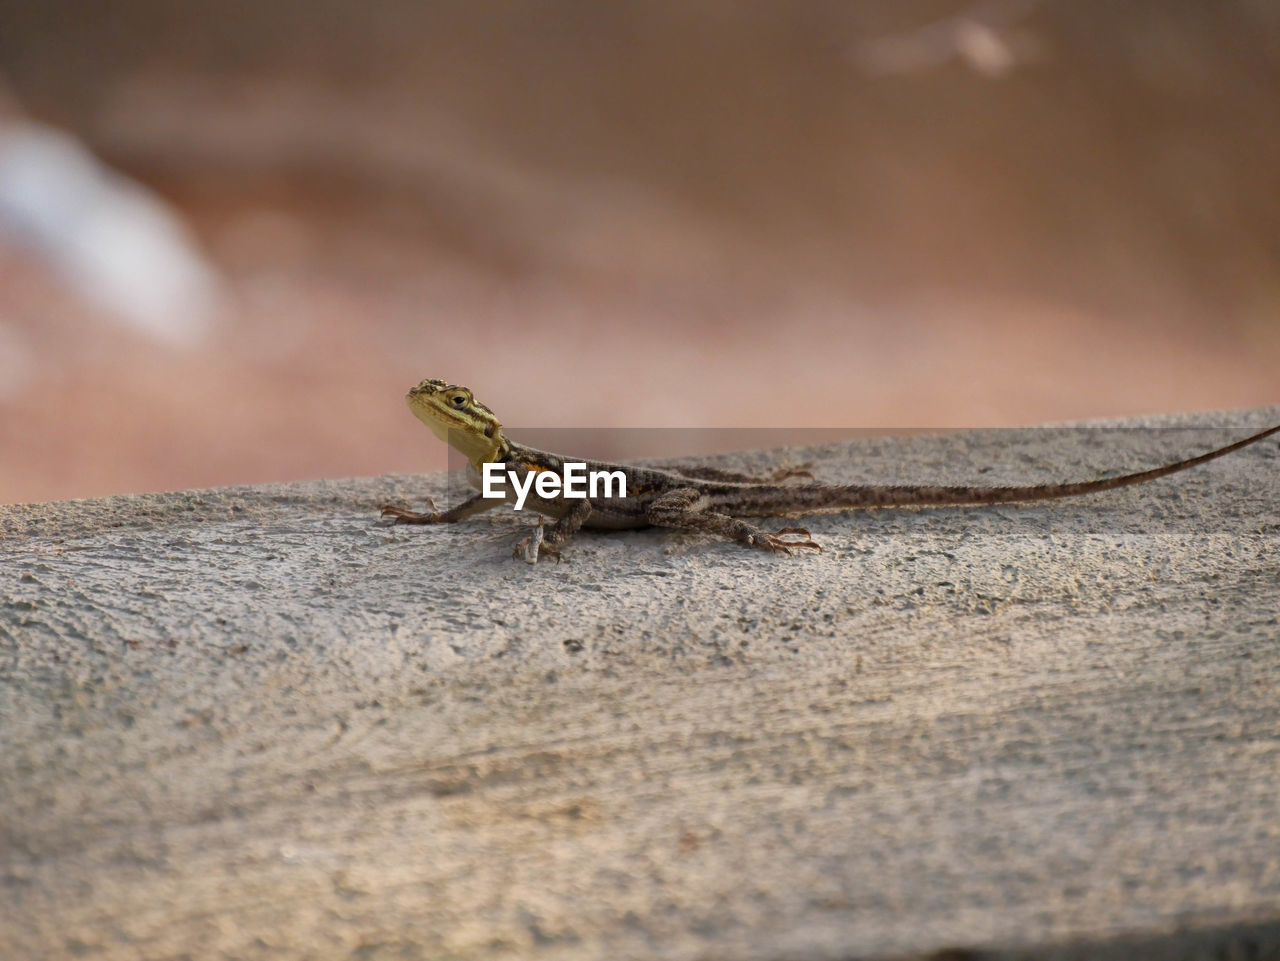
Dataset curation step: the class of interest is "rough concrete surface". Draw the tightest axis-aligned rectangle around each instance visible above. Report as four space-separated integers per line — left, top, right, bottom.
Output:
2 410 1278 961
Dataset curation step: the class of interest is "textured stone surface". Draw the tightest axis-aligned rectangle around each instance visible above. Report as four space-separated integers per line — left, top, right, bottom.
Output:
2 411 1278 960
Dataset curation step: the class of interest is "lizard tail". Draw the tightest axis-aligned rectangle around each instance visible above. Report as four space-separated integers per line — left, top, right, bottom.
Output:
759 422 1279 511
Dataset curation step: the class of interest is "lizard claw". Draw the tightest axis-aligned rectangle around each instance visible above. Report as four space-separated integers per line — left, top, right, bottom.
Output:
513 522 562 564
380 498 439 525
513 538 562 564
748 527 823 555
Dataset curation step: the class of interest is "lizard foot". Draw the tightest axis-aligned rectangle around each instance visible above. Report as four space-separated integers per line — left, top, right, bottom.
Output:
748 527 823 555
380 499 439 525
513 523 562 564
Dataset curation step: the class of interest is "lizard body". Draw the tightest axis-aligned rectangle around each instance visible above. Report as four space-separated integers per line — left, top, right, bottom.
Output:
380 378 1279 562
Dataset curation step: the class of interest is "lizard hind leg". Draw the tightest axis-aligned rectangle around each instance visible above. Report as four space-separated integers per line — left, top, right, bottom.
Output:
644 488 823 555
753 526 822 554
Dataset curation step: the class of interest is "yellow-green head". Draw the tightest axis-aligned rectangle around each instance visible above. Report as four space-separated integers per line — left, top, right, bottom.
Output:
405 378 505 467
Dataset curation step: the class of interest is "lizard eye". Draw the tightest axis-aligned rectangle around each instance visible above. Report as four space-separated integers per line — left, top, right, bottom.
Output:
450 394 467 409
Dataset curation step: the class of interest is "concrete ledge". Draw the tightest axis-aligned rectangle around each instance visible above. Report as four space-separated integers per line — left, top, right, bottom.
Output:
2 410 1278 960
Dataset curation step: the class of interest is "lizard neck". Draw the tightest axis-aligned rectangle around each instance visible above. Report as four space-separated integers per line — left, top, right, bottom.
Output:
462 434 510 473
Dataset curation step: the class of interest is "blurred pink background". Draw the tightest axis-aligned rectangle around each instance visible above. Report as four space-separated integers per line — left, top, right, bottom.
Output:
1 1 1277 503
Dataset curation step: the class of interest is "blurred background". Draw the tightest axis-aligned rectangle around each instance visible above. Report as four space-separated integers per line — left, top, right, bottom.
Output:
0 0 1277 504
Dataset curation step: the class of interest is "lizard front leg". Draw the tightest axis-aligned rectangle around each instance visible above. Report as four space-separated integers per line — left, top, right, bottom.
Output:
380 492 499 525
644 488 822 555
515 498 593 563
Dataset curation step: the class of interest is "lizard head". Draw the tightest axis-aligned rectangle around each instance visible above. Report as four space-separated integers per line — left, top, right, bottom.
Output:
405 378 505 467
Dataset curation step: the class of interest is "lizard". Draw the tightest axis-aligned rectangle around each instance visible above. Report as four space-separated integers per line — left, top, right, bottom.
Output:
380 378 1279 563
